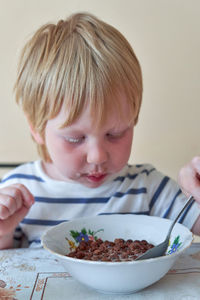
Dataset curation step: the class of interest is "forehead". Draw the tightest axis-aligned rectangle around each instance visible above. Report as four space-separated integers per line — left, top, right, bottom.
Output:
47 92 134 131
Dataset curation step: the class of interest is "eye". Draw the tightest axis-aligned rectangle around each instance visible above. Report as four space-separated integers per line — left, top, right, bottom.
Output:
65 136 85 144
106 132 123 140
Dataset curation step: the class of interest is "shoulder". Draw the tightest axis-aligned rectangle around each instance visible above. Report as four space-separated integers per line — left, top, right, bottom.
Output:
123 163 158 179
125 163 178 190
0 160 44 186
128 163 156 174
112 163 164 190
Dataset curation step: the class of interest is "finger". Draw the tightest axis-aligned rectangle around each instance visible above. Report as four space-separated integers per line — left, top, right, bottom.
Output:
0 205 30 236
181 175 200 203
0 185 26 210
11 184 34 208
0 185 28 218
178 165 200 200
191 156 200 174
0 203 10 219
0 184 34 209
0 196 21 219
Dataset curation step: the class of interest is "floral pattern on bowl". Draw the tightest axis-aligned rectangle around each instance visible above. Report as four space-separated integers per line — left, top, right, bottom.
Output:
66 228 104 251
167 235 182 254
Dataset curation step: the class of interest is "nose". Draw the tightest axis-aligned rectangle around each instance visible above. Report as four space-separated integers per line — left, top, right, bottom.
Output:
86 141 108 165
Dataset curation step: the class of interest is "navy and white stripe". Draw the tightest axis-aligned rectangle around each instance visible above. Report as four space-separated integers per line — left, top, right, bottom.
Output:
0 160 199 248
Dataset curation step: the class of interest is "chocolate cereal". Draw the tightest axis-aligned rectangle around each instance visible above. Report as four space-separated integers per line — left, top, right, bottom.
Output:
67 238 154 262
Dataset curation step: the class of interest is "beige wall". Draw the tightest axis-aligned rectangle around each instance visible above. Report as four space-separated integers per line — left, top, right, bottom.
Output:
0 0 200 180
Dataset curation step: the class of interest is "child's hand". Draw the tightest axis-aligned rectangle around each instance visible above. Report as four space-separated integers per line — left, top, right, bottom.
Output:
178 156 200 203
0 184 34 238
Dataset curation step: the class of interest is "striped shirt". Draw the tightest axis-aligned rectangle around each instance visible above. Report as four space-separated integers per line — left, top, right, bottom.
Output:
0 160 199 248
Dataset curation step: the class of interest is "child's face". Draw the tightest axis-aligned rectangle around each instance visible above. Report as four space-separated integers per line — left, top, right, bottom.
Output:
43 95 134 188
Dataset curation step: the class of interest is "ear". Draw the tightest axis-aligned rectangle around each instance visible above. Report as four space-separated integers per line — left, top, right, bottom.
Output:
28 121 44 145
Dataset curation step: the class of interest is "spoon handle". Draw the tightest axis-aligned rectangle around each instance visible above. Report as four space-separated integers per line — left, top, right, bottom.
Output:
166 195 194 239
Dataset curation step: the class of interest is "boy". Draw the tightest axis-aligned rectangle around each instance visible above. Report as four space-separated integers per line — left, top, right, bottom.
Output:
0 12 200 249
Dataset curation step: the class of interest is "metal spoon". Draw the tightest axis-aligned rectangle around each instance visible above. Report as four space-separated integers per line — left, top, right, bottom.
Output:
136 195 194 260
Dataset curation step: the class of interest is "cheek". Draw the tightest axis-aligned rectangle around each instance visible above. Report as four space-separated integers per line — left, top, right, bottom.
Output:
112 134 133 165
120 140 132 160
52 141 84 169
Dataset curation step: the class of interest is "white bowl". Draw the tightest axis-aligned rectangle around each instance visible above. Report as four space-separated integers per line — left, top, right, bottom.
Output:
42 214 193 294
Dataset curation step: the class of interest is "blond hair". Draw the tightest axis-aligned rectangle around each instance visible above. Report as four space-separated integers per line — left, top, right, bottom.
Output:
14 12 143 161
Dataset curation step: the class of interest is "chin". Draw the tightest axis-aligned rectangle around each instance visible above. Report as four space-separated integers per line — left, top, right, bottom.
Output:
80 178 106 189
83 183 104 189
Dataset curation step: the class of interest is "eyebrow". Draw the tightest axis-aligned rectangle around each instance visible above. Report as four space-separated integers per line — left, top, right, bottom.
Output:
57 120 132 134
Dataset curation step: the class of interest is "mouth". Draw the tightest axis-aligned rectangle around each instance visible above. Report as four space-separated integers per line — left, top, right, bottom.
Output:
85 173 107 183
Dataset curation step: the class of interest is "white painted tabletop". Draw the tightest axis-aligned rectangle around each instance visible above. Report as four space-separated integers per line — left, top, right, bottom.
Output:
0 243 200 299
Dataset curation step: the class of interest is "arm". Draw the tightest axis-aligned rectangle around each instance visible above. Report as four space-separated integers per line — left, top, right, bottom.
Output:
0 184 34 249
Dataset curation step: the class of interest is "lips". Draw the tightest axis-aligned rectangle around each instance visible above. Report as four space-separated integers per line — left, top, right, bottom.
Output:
86 173 107 183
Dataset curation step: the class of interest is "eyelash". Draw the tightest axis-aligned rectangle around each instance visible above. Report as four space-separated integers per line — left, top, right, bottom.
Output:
65 132 124 144
66 137 85 144
106 132 124 139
